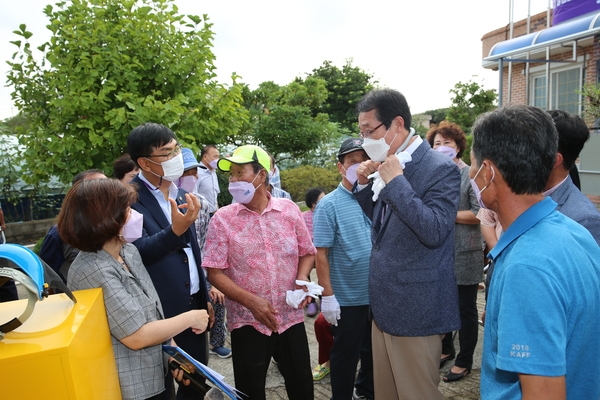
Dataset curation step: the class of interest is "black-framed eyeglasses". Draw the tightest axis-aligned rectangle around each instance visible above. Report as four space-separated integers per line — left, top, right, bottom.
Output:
143 143 182 160
359 123 384 139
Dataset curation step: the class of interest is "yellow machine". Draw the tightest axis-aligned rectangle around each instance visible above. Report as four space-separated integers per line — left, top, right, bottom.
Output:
0 288 121 399
0 244 121 399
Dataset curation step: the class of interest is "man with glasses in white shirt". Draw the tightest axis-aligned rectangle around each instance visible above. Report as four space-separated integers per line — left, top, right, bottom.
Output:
127 123 211 400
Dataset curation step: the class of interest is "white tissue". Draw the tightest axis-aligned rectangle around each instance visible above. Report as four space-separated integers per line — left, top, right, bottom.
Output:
368 152 412 201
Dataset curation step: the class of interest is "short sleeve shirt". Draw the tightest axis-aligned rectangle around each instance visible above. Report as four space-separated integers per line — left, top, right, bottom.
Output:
481 198 600 399
302 210 314 241
203 195 316 335
313 184 372 306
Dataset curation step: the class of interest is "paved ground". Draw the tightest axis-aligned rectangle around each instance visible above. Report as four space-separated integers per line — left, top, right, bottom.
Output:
15 272 485 399
206 272 486 400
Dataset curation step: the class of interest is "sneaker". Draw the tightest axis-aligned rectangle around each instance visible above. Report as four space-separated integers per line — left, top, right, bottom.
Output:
209 346 232 359
306 302 318 317
312 363 330 381
352 388 371 400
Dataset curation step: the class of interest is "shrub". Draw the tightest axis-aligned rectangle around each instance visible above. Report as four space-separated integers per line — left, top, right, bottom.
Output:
281 165 340 202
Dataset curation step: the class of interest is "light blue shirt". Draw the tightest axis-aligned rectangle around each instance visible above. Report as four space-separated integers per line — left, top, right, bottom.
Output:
138 173 200 295
313 183 372 306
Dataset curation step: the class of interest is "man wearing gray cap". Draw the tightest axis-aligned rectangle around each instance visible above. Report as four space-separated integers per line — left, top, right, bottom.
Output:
313 138 374 400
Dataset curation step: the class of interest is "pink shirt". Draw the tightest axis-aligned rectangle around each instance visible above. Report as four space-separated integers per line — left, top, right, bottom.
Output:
203 195 317 335
302 209 314 241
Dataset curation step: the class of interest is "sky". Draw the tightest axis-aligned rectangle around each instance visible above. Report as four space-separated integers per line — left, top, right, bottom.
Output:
0 0 552 121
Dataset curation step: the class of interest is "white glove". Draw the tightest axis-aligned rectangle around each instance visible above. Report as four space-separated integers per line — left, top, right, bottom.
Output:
320 295 341 326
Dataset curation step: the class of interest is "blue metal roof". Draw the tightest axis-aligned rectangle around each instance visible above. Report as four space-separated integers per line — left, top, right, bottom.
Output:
485 11 600 62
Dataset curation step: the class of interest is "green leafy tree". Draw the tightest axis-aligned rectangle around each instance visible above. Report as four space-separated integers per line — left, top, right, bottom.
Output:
463 135 474 165
0 115 65 222
279 133 344 171
447 79 497 134
216 170 232 208
230 78 338 161
580 83 600 122
304 59 376 132
0 120 22 207
423 108 450 125
7 0 247 185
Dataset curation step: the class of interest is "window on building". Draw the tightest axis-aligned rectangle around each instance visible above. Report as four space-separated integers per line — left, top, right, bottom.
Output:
530 66 581 114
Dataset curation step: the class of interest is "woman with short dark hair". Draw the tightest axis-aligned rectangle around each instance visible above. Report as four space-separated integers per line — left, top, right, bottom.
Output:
58 178 208 400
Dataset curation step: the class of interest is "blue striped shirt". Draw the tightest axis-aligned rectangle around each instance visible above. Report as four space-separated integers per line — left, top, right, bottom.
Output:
313 183 372 306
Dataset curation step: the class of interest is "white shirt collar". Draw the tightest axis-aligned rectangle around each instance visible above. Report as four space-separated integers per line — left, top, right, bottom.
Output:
138 171 178 198
543 175 569 197
396 135 423 156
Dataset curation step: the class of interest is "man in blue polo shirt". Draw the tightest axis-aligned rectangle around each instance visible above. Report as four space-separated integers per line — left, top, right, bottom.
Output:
472 105 600 399
313 138 374 400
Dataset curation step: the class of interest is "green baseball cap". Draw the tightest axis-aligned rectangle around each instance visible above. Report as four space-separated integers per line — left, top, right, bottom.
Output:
217 145 271 172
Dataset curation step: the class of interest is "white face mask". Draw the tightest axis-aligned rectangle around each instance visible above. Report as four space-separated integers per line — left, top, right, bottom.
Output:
146 153 184 182
120 209 144 243
178 175 197 193
362 127 396 162
209 159 218 170
361 125 416 162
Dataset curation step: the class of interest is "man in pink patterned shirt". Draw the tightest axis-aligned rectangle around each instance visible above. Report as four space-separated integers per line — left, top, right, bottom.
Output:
203 145 316 400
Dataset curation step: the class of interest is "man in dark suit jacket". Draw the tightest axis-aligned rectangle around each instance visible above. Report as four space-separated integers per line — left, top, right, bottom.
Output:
353 89 461 399
545 110 600 245
127 123 210 400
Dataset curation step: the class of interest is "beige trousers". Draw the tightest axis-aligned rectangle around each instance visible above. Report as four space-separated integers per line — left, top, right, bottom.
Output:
371 320 444 400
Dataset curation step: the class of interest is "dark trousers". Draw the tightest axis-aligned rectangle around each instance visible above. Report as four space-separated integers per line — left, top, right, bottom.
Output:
175 292 208 400
442 284 479 369
330 305 374 400
231 323 313 400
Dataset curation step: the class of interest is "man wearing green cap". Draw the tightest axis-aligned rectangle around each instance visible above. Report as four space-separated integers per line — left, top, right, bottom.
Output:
202 144 316 400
